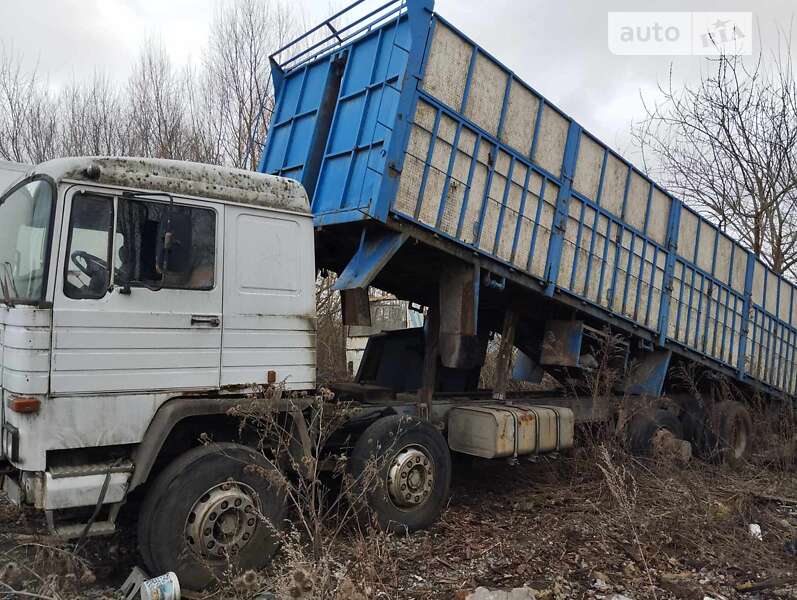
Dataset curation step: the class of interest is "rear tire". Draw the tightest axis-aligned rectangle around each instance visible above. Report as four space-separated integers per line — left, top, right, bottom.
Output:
138 443 287 591
349 415 451 533
629 409 684 455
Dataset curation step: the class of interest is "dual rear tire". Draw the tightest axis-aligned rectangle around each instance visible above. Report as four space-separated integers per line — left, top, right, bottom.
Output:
628 400 753 466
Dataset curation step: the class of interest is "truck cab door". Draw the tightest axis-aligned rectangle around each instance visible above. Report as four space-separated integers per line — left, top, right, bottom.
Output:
51 187 224 395
220 203 316 390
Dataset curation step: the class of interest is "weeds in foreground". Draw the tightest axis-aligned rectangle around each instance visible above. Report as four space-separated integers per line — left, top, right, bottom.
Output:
215 387 404 599
0 542 96 600
596 446 657 600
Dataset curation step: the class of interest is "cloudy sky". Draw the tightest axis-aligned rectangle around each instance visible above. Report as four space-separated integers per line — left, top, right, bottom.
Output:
1 0 794 163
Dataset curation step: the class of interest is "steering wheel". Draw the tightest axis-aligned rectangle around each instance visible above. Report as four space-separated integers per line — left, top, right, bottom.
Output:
71 250 109 280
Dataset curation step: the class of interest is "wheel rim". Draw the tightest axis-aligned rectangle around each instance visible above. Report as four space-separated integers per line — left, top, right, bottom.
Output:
386 445 435 509
185 480 260 560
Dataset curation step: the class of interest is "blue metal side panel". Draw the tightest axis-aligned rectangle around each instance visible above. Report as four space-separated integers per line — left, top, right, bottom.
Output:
259 59 333 181
314 17 412 218
260 6 419 226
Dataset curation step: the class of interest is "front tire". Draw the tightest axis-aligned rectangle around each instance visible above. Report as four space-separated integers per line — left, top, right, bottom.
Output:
349 415 451 533
138 443 287 590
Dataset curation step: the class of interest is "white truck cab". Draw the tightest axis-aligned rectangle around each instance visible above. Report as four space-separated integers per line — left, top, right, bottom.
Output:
0 156 565 591
0 157 318 586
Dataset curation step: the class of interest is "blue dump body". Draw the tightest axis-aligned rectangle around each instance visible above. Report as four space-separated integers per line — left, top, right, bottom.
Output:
260 0 797 402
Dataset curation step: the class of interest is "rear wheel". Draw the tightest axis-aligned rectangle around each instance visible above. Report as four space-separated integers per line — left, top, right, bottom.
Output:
349 415 451 533
629 409 685 455
138 443 287 591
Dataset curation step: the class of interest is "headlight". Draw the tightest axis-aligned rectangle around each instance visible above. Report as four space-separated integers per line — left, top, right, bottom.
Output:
2 423 19 462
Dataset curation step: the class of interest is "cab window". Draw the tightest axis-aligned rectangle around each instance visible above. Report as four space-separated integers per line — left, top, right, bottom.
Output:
64 194 113 300
116 198 216 291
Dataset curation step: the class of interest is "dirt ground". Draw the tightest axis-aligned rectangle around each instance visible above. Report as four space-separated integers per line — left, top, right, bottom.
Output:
1 449 796 599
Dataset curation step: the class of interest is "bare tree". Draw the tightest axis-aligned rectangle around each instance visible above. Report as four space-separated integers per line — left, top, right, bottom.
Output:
0 44 55 163
203 0 299 170
0 1 307 168
634 37 797 277
127 39 189 160
58 72 127 157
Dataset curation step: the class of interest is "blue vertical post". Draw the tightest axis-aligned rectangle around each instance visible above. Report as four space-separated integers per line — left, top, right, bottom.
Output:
737 251 756 379
543 121 581 296
657 198 681 346
373 0 435 222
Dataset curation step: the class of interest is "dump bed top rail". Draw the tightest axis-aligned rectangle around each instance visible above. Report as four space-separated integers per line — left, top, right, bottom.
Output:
270 0 407 73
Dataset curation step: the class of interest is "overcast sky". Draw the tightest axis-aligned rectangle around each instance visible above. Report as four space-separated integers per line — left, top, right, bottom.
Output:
1 0 795 164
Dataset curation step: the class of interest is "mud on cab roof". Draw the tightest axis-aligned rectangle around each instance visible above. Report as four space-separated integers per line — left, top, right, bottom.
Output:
27 156 311 214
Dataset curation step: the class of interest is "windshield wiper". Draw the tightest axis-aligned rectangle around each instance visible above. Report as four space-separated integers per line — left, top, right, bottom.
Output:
1 262 17 307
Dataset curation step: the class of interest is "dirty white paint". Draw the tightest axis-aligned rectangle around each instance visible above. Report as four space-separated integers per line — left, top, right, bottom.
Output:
221 204 316 389
766 267 779 315
731 247 746 292
2 159 316 481
447 404 575 459
50 189 225 395
35 157 310 214
777 280 788 322
0 307 51 397
44 471 129 510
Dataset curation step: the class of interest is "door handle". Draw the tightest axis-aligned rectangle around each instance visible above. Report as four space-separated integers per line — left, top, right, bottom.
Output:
191 315 220 327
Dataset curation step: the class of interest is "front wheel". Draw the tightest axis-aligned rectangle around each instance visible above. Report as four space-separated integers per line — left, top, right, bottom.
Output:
138 443 287 591
348 415 451 533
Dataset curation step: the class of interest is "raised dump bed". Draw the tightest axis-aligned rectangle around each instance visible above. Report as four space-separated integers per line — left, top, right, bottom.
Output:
260 0 796 402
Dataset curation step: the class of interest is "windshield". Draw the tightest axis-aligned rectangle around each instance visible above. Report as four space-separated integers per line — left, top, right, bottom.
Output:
0 178 55 305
